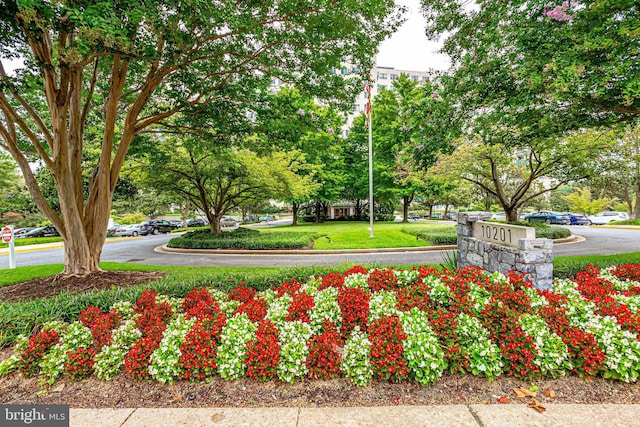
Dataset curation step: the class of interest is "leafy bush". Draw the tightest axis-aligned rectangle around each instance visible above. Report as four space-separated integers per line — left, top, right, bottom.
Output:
510 221 572 239
169 228 323 250
554 253 640 279
402 226 457 245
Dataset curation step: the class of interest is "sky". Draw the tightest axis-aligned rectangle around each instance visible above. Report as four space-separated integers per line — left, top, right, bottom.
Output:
376 0 450 72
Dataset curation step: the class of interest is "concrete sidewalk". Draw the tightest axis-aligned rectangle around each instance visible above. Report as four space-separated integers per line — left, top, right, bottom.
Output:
71 404 640 427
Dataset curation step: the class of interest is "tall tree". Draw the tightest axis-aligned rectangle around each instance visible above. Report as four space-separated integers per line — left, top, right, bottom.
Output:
421 0 639 136
143 135 316 234
438 133 606 222
254 86 339 225
0 0 402 274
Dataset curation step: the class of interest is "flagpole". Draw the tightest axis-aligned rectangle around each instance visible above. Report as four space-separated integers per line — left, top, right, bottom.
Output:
367 77 374 238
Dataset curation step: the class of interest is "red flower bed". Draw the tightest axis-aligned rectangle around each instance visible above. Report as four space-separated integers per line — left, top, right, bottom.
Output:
18 329 60 377
537 291 606 377
179 312 227 381
306 320 343 379
273 278 303 297
124 337 159 379
319 271 345 290
338 287 370 337
79 306 121 350
286 292 315 323
368 268 398 292
234 297 268 323
228 283 257 303
610 263 640 282
480 302 540 379
396 280 431 312
369 315 409 381
64 347 96 381
245 321 280 381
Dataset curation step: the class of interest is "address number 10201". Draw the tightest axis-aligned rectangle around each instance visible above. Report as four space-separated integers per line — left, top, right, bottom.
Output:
479 224 512 244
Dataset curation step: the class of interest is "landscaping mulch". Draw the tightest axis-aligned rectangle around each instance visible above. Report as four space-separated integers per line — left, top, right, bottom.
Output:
0 370 639 408
0 270 639 408
0 271 166 303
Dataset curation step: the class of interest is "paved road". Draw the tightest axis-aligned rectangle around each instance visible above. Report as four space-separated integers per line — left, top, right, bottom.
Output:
1 225 639 269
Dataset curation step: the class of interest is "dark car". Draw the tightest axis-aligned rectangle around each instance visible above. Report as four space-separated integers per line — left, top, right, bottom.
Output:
141 219 178 235
563 213 591 226
525 211 570 225
243 215 258 223
186 218 207 227
259 215 274 223
408 213 420 220
19 225 60 238
13 228 35 237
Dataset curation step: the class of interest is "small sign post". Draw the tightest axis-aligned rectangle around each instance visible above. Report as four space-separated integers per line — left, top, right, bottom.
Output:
2 226 16 269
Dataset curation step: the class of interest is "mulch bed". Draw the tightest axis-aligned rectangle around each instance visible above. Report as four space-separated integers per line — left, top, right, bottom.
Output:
0 371 638 408
0 271 166 303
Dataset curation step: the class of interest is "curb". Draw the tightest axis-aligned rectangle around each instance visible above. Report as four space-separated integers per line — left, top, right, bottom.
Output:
155 244 458 255
0 237 139 255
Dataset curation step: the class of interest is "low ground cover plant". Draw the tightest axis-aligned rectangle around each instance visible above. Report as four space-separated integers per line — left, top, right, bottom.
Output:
167 228 324 250
2 264 639 386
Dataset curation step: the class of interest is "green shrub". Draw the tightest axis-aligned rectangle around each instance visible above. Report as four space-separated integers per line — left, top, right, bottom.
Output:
510 221 572 239
168 228 323 250
402 226 457 245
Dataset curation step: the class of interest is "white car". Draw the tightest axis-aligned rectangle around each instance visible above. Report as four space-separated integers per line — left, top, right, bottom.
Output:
589 211 628 225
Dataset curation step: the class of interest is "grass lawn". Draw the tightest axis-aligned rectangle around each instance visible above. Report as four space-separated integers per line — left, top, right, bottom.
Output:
0 236 63 249
258 221 439 249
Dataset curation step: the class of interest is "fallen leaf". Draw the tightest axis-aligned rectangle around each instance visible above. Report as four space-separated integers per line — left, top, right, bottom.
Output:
211 413 225 422
497 396 510 404
543 390 556 399
52 384 65 393
513 387 536 398
528 398 546 413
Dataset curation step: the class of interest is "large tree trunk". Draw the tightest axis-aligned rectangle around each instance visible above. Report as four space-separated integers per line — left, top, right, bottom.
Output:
505 208 518 224
292 202 299 226
402 196 410 223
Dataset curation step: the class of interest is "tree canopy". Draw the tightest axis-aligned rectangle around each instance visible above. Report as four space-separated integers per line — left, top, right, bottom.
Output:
421 0 639 142
0 0 402 274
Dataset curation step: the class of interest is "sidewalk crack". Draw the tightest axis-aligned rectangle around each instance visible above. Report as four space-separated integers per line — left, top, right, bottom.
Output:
295 407 301 427
121 408 137 426
467 405 484 427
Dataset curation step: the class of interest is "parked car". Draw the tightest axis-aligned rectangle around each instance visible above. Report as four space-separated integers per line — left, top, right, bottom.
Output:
525 211 570 225
107 222 121 234
259 215 274 222
114 224 143 237
221 216 237 227
562 213 591 226
18 225 60 238
590 211 628 225
243 215 258 223
408 213 421 220
186 218 207 227
13 228 35 237
141 219 178 235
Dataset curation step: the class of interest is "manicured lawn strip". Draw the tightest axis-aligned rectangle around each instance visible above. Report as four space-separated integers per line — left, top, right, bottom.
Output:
0 236 63 249
260 222 432 249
